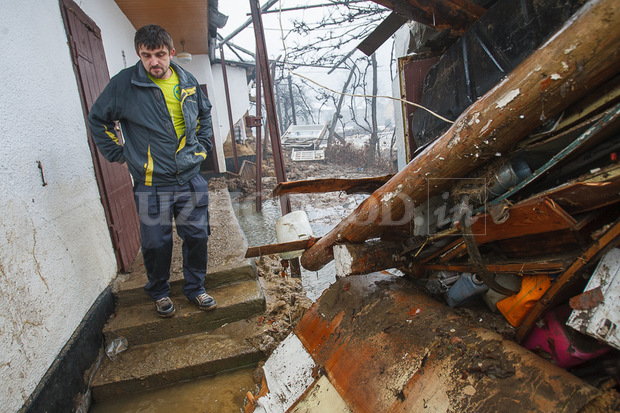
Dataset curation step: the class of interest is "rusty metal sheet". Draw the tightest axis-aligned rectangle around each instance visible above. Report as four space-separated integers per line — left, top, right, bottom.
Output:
295 273 599 412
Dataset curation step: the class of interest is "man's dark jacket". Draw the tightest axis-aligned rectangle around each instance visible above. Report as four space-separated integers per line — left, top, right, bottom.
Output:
88 61 213 186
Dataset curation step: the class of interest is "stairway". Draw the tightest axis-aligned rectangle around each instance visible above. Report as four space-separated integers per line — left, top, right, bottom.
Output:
90 188 267 401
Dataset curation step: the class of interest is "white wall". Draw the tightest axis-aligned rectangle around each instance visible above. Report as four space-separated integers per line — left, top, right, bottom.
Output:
179 55 227 172
0 1 118 411
80 0 138 76
211 64 251 150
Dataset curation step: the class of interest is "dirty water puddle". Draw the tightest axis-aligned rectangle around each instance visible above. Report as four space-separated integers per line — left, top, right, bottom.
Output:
90 367 258 412
232 195 365 300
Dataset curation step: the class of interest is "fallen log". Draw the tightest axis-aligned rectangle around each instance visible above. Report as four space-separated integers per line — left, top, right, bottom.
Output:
272 174 395 197
301 0 620 271
245 237 319 258
333 240 405 278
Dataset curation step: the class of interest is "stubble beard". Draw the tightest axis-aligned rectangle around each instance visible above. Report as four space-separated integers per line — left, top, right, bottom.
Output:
149 65 169 79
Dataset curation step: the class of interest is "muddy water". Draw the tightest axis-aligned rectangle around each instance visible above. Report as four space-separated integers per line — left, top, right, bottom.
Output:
232 194 365 300
90 367 258 413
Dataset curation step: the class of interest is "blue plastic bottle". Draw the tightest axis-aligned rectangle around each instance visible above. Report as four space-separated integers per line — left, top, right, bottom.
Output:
445 273 489 307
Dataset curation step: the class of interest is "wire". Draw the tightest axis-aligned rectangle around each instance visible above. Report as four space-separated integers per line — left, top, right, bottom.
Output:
276 0 454 125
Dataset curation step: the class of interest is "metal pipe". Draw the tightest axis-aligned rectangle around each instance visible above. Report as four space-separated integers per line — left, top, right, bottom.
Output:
255 61 263 212
249 0 290 214
218 0 279 47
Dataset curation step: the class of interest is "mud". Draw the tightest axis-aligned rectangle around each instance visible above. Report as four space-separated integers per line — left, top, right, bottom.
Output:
203 150 393 357
296 273 600 412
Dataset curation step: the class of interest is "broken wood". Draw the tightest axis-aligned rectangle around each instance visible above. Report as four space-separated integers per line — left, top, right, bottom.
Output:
301 0 620 271
537 163 620 215
357 11 409 56
333 240 405 278
238 160 256 181
464 198 578 244
422 261 568 274
272 174 394 197
371 0 486 35
515 219 620 342
245 237 319 258
494 229 582 258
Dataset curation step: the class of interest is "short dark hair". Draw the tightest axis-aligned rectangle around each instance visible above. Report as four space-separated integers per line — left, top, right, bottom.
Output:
134 24 174 54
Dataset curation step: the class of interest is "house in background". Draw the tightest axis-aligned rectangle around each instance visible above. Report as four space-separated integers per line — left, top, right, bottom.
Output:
0 0 252 411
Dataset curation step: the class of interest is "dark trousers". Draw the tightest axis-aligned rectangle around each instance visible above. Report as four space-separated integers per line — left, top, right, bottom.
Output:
134 174 210 301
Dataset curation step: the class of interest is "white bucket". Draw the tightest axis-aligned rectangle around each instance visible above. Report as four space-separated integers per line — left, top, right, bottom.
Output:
275 211 314 259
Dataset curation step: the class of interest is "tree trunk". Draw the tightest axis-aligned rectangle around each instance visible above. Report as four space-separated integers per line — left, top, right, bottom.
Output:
300 0 620 271
367 53 379 165
288 75 297 126
328 65 356 147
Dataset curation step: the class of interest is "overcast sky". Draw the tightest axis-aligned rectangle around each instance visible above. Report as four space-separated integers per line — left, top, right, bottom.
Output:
217 0 397 124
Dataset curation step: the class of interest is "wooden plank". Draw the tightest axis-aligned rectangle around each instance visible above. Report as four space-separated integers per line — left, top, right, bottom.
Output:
423 261 568 274
515 219 620 342
537 163 620 215
357 12 409 56
273 174 394 197
238 160 256 180
495 229 580 258
371 0 486 34
301 0 620 271
245 237 319 258
465 198 577 244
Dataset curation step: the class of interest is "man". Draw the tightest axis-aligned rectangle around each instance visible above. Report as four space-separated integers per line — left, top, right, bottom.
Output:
89 24 216 317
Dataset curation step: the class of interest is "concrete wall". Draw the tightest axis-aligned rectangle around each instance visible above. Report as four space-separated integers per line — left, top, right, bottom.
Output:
179 55 227 173
0 1 119 411
211 64 251 147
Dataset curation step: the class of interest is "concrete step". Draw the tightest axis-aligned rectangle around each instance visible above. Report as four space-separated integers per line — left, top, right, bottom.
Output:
115 260 257 307
92 318 265 401
103 279 265 347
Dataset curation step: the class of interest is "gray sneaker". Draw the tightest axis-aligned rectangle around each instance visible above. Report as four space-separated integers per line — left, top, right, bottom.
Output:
192 293 217 311
155 297 175 317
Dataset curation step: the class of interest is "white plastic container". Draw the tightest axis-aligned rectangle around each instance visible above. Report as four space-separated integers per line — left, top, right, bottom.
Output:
275 211 314 259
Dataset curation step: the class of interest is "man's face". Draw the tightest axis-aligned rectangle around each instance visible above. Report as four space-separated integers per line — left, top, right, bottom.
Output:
138 45 175 79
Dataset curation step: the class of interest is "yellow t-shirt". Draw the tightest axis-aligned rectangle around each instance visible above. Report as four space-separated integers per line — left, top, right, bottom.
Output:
148 68 185 139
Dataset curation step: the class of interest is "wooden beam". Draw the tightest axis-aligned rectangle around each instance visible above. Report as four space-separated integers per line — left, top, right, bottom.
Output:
301 0 620 271
358 12 409 56
371 0 486 34
423 261 568 274
245 237 319 258
272 174 394 197
515 219 620 342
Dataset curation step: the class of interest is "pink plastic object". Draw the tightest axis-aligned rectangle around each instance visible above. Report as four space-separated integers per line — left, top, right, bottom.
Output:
523 305 610 368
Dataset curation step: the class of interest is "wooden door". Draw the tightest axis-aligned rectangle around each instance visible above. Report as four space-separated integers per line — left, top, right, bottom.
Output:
399 55 440 162
60 0 140 272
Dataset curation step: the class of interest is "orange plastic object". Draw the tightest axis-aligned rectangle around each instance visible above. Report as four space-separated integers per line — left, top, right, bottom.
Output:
497 274 553 327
